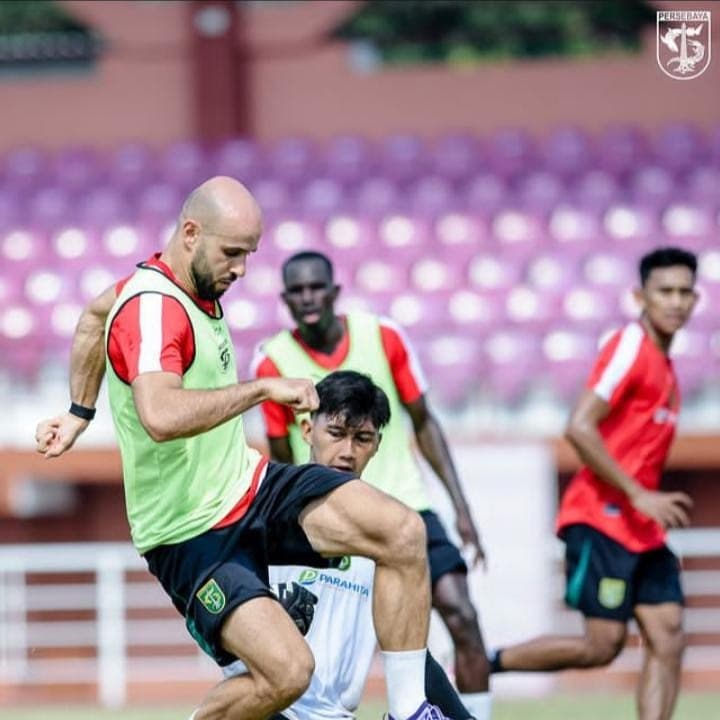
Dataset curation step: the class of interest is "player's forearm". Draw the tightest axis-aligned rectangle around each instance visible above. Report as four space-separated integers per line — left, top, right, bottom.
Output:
69 307 108 407
565 424 642 501
136 379 270 442
416 415 472 515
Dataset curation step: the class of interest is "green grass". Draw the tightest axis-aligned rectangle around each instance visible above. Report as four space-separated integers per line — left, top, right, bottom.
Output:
1 694 718 720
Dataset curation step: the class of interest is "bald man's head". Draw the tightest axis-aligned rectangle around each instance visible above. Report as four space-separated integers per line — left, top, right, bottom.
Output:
167 176 263 300
181 176 262 235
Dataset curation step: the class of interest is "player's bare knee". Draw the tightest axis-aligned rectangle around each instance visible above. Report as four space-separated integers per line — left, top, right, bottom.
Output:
439 600 483 650
383 508 426 566
650 625 685 662
257 645 314 712
582 632 625 667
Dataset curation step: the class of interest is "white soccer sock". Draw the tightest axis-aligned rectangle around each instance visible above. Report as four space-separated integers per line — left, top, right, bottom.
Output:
460 692 492 720
382 648 427 719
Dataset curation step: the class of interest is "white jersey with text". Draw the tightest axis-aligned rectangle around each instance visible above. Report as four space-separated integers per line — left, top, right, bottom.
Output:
223 556 377 719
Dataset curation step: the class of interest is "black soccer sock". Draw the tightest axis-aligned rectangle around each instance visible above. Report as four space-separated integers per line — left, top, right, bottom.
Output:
425 650 475 719
489 648 506 674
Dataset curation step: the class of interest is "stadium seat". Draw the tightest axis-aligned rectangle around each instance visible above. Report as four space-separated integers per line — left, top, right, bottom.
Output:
268 136 319 186
487 128 537 179
418 334 483 407
379 133 427 184
429 132 484 183
541 126 593 179
323 134 376 184
211 137 264 182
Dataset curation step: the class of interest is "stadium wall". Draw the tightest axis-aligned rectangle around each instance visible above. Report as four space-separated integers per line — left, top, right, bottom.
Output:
0 0 717 152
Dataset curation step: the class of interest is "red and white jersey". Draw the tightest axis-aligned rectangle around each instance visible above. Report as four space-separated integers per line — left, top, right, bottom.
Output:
108 254 217 384
250 316 427 438
556 321 681 552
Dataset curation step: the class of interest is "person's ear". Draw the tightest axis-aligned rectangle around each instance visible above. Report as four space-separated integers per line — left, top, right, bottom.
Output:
632 286 646 313
300 417 313 446
182 218 200 250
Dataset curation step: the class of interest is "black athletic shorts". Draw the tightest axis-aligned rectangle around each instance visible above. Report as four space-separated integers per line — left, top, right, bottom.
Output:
421 510 468 586
145 461 356 666
562 523 684 622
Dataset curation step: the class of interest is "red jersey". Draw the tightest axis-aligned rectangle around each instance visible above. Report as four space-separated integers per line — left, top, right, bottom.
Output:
109 254 217 383
251 316 427 437
556 321 681 552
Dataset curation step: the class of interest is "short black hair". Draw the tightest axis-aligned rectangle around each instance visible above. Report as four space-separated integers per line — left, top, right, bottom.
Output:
639 247 697 286
282 251 334 286
313 371 391 431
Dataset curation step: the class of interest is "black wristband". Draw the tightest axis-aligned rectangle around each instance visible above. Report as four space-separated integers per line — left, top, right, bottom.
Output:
69 402 96 421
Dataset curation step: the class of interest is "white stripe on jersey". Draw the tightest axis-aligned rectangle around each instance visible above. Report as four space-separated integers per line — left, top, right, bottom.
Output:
378 315 429 394
138 293 164 374
593 322 643 402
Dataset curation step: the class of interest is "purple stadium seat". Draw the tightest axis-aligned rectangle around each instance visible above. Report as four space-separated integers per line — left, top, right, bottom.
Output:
264 217 323 257
387 291 449 339
541 126 593 179
630 165 675 208
52 147 102 193
692 281 720 330
434 212 489 265
483 329 541 405
503 284 560 330
108 142 158 189
0 188 23 229
541 328 598 402
137 182 184 223
652 123 704 174
28 186 74 228
406 175 457 216
685 166 720 206
102 222 153 266
463 173 508 216
225 295 283 339
418 334 483 407
661 203 715 252
596 125 649 179
525 253 579 296
429 133 483 183
268 137 318 186
355 258 409 296
212 137 264 182
78 186 131 226
547 205 604 258
299 177 345 217
409 256 462 294
560 285 619 330
159 140 209 191
0 302 43 379
2 147 48 190
447 288 503 333
377 214 430 262
671 328 710 397
323 134 375 184
50 226 101 269
517 171 566 214
77 264 120 302
571 170 621 213
487 128 537 180
323 214 378 267
602 204 660 252
249 177 292 215
582 251 636 289
467 252 522 293
1 226 48 275
354 177 401 216
379 134 427 184
492 210 548 261
240 257 285 299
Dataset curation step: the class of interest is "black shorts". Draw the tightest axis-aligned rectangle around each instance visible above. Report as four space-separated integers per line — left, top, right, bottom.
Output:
562 523 684 622
421 510 468 586
145 461 356 666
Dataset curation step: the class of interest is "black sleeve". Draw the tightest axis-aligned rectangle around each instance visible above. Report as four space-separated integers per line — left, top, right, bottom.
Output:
425 650 473 719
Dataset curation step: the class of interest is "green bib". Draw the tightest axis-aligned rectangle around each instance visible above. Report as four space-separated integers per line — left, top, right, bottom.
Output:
262 312 430 511
106 264 262 553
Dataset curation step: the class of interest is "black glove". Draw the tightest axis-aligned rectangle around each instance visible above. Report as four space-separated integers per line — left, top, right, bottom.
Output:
274 581 319 636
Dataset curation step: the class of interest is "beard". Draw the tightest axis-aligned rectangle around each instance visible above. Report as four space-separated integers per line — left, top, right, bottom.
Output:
191 248 225 301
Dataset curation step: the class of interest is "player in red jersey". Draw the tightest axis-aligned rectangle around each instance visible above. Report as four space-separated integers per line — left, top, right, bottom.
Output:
490 247 698 720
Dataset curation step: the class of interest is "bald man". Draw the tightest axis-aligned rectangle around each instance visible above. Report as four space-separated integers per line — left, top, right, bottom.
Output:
36 177 451 720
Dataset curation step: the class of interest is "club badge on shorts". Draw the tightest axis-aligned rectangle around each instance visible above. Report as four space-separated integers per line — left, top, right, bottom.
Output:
598 577 627 609
657 10 712 80
197 578 226 614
